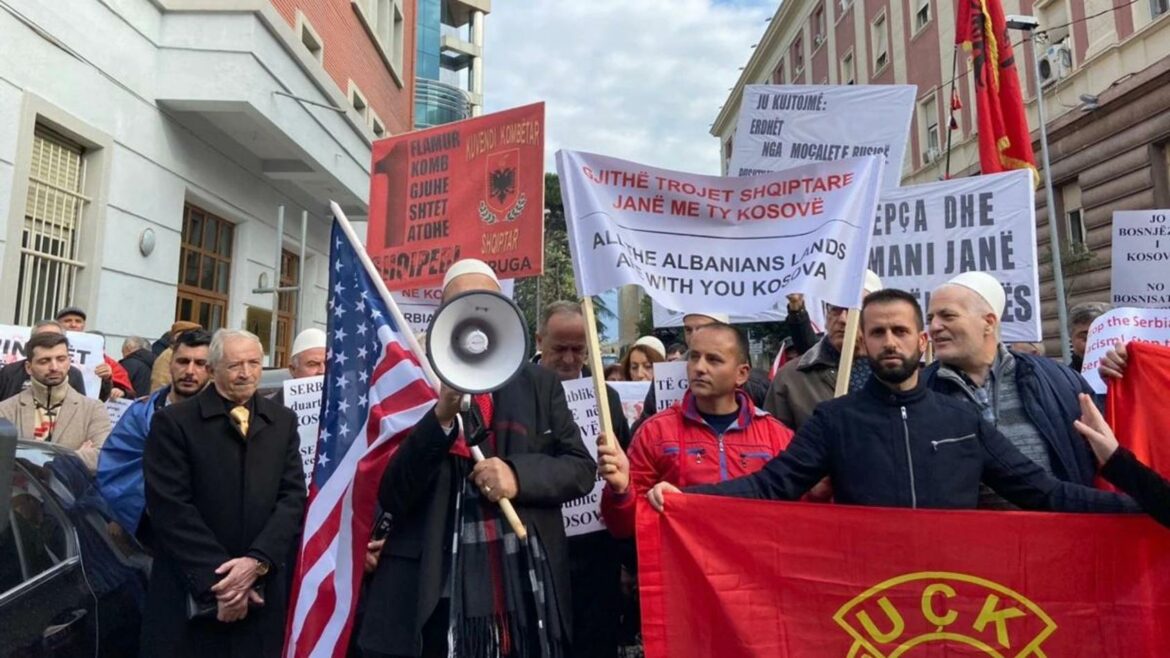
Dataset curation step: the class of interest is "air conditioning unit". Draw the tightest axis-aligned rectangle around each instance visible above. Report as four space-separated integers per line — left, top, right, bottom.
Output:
923 147 940 164
1039 42 1073 87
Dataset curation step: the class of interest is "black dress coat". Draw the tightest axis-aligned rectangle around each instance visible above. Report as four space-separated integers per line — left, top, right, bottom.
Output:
357 363 596 657
142 386 307 658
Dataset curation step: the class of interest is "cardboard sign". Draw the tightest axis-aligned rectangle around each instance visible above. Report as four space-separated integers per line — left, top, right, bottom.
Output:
366 103 546 289
653 360 689 412
561 377 606 537
283 375 325 485
1080 308 1170 394
1111 210 1170 307
609 380 651 428
105 398 133 425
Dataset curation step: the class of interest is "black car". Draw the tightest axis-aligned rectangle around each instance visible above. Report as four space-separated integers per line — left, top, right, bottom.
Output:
0 422 150 657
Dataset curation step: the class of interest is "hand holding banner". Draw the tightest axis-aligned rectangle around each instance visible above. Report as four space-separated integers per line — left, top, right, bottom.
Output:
557 151 884 315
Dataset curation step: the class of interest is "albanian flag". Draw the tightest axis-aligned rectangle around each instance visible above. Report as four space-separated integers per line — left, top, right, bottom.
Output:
1107 341 1170 478
955 0 1037 180
637 495 1170 657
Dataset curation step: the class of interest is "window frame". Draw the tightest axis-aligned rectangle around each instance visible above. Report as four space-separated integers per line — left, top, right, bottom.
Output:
175 203 234 332
871 11 890 73
295 10 325 63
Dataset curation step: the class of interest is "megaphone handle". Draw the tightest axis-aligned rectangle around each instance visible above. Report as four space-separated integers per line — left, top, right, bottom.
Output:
469 445 529 542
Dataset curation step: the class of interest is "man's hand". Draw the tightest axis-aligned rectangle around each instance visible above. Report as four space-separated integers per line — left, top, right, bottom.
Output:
786 293 805 312
1099 343 1128 380
434 384 464 426
646 482 682 512
1073 393 1120 465
108 387 125 401
211 557 261 601
365 539 385 574
217 596 249 623
94 362 112 380
470 457 518 503
596 434 630 494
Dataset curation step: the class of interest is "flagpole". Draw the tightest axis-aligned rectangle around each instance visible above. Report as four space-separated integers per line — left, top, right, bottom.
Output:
582 297 615 448
944 46 959 180
833 309 861 398
329 201 529 542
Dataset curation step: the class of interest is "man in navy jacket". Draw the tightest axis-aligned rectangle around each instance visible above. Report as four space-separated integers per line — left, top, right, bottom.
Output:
647 289 1137 515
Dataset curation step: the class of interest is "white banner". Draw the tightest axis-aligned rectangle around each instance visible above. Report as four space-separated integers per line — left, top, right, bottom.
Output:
653 360 689 412
561 377 605 537
1080 308 1170 394
392 280 516 334
608 380 650 428
557 151 884 315
729 84 917 191
0 325 105 398
283 375 325 485
869 170 1040 342
1111 210 1170 308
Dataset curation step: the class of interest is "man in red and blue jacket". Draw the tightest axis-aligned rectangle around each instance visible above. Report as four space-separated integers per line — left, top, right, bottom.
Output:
598 322 795 539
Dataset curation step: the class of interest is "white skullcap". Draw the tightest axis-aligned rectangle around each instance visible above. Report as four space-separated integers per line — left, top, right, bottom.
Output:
291 328 326 357
633 335 666 359
946 271 1006 318
683 312 731 324
442 258 499 291
864 269 883 295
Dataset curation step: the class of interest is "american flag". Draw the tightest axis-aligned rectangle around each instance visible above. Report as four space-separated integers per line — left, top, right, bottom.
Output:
284 219 437 658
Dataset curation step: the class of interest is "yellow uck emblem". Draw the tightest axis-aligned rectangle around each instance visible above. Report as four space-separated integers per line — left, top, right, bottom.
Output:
834 572 1056 657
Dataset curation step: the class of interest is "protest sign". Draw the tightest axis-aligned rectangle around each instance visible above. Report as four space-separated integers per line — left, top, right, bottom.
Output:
868 169 1040 341
366 103 545 289
609 380 650 427
561 377 605 537
1080 307 1170 394
0 325 105 398
1111 210 1170 307
105 398 133 426
729 84 916 190
392 280 516 334
653 360 688 412
283 375 325 485
557 151 884 315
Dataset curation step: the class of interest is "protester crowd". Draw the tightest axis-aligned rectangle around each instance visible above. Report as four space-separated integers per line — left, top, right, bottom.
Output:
0 256 1167 658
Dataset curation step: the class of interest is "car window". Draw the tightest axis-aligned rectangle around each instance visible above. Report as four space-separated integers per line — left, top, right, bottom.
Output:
0 468 71 595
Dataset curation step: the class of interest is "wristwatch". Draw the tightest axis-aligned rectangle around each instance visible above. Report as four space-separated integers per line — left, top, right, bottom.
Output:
253 558 270 577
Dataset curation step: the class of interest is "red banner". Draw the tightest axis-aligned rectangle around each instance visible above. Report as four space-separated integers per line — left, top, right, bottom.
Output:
366 103 545 290
637 495 1170 658
1108 341 1170 478
955 0 1037 180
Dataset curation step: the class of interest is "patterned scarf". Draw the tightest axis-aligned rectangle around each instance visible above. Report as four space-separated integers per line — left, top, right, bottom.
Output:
449 394 564 658
29 378 67 441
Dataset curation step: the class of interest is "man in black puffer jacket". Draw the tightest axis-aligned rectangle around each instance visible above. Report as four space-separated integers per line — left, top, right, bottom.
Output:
648 289 1138 515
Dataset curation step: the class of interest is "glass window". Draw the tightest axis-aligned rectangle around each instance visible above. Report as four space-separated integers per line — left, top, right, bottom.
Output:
176 203 232 331
872 13 889 70
0 468 71 594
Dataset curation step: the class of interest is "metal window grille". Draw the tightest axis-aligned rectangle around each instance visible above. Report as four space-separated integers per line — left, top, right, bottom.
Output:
15 127 88 325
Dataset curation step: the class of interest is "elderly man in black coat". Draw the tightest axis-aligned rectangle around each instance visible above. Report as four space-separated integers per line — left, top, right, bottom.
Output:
142 328 306 658
357 259 596 658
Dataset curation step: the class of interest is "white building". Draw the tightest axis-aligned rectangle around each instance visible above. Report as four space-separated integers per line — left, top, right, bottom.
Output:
0 0 414 365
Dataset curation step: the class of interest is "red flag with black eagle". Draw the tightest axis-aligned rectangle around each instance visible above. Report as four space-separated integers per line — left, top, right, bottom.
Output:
955 0 1038 179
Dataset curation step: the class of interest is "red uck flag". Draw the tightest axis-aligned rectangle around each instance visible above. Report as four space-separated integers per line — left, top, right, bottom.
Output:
1107 341 1170 478
637 496 1170 657
955 0 1037 179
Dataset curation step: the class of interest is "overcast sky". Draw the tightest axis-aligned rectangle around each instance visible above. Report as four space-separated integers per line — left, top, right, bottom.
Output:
482 0 775 175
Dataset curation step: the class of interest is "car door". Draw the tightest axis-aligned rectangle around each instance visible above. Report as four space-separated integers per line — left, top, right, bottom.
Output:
0 460 97 657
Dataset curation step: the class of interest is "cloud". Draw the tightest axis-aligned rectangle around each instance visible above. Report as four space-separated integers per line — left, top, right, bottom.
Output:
482 0 773 175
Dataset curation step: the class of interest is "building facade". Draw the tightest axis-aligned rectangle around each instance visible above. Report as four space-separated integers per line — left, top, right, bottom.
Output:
414 0 488 128
0 0 416 365
713 0 1170 355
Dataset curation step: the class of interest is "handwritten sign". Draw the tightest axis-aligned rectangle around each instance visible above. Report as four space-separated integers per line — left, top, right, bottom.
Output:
283 375 325 485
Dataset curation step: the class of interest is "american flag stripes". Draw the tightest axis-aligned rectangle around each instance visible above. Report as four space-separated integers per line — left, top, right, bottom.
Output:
284 218 437 658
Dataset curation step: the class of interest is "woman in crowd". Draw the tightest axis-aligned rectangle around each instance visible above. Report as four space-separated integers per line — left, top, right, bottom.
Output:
621 336 665 382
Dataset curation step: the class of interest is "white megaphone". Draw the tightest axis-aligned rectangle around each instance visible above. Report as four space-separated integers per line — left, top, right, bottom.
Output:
425 289 530 395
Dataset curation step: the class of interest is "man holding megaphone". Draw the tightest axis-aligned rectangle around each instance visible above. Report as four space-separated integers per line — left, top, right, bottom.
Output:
357 259 596 658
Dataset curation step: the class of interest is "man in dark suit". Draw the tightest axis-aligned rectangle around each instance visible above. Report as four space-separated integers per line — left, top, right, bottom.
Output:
142 329 306 658
357 260 596 658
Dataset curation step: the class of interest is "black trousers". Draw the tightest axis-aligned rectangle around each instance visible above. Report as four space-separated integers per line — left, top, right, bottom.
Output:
568 532 623 658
